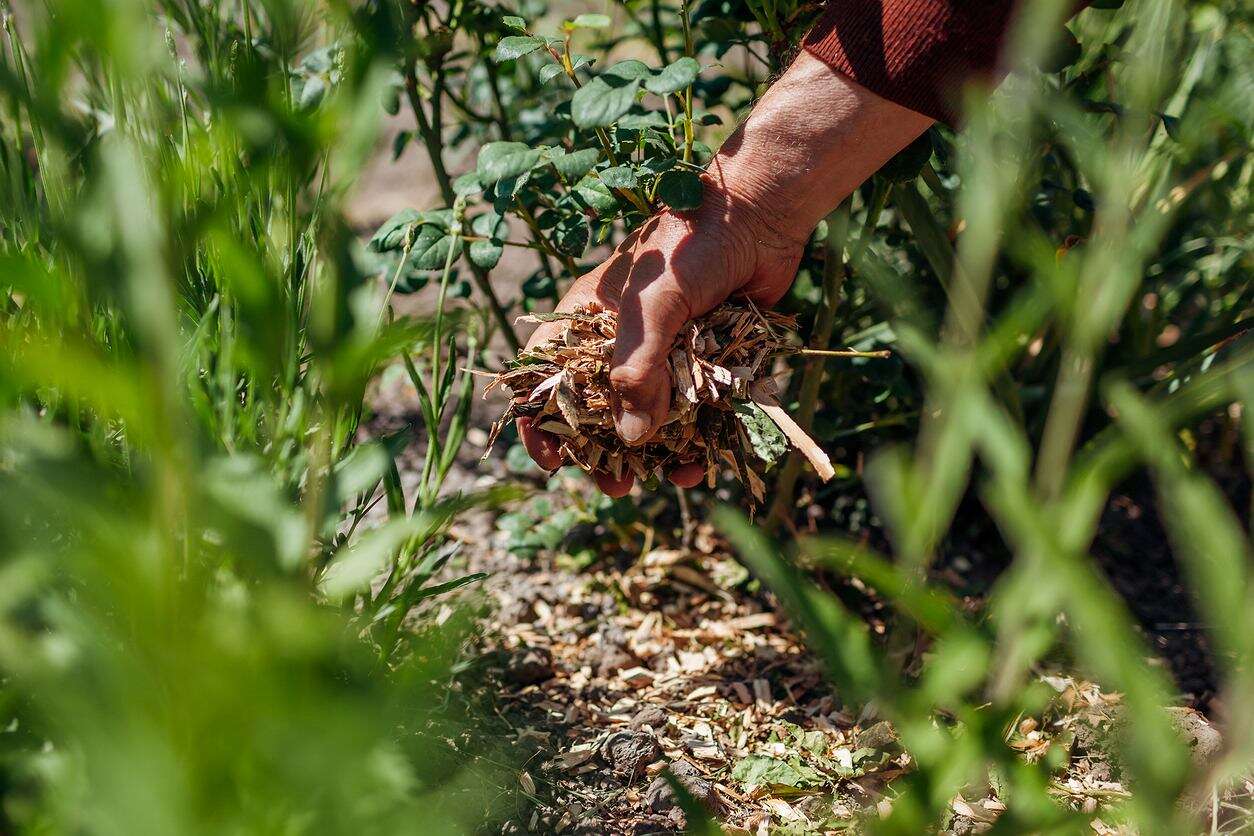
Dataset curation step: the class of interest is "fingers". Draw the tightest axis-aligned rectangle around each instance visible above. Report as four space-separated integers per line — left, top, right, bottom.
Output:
668 462 705 489
609 253 691 447
593 470 634 498
517 416 563 471
592 463 702 497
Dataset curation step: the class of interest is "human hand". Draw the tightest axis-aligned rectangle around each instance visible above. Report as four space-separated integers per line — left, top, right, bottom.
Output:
516 185 806 497
518 51 933 496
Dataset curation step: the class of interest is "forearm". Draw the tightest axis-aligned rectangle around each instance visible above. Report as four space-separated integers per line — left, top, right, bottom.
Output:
703 52 934 243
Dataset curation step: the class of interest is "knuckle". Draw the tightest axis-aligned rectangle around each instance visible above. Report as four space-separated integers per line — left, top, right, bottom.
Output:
609 362 655 395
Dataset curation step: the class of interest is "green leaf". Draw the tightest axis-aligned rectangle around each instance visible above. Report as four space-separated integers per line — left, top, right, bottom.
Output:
617 111 669 130
491 171 531 214
522 273 555 299
604 59 651 80
551 147 600 182
410 224 462 270
477 141 545 183
639 155 676 174
655 169 703 210
570 13 611 28
730 755 822 792
369 208 422 252
569 175 618 217
646 56 700 95
598 165 637 189
452 171 483 196
552 215 589 256
391 129 411 160
469 212 507 270
493 35 544 62
501 15 526 31
538 64 565 85
570 74 640 128
333 441 393 505
733 401 788 468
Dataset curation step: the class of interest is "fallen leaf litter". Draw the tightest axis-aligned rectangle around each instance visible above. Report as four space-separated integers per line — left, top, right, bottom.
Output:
475 521 1239 835
483 302 840 505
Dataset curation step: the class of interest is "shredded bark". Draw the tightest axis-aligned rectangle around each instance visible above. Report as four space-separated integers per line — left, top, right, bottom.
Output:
483 302 834 507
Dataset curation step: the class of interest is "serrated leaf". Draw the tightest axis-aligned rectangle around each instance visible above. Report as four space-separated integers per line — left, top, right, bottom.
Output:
604 59 652 80
493 35 544 62
617 111 669 130
501 15 526 31
477 141 545 183
570 74 640 128
452 171 483 196
598 165 637 189
491 171 531 214
552 215 589 256
655 169 703 210
639 154 676 174
551 147 600 182
646 56 699 95
570 13 611 28
569 175 618 217
369 208 422 252
539 63 566 85
409 221 463 270
734 400 788 468
469 212 507 269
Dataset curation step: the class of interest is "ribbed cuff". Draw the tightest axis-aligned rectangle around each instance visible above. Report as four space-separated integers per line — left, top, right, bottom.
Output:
802 1 1016 126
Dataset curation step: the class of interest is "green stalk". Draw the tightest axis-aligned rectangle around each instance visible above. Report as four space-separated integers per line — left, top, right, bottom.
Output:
679 0 695 164
403 60 520 350
767 203 851 529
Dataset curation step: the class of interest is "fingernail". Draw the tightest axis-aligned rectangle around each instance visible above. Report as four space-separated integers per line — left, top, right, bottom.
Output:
616 409 652 444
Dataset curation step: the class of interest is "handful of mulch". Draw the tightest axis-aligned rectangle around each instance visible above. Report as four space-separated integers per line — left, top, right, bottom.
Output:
483 302 844 506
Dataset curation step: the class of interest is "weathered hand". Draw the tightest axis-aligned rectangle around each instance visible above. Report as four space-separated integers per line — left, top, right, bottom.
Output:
518 51 933 496
517 187 805 497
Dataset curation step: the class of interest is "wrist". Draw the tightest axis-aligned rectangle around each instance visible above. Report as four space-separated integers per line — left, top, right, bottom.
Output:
705 51 934 237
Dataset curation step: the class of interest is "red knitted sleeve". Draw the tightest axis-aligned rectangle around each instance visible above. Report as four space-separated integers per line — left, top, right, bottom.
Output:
802 1 1018 125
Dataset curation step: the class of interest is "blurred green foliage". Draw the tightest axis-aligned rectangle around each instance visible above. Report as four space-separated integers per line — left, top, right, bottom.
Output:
0 0 509 831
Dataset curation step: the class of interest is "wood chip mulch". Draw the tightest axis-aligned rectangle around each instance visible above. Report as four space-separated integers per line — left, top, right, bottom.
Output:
466 520 1246 836
480 529 907 835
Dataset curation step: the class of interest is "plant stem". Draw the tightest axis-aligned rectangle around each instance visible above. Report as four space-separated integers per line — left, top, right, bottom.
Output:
790 347 890 359
679 0 695 163
767 203 852 529
403 60 520 350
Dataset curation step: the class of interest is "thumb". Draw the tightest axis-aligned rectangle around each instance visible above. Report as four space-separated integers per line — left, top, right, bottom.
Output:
609 269 690 445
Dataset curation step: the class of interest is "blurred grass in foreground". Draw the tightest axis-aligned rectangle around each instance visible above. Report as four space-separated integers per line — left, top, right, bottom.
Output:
1 0 505 831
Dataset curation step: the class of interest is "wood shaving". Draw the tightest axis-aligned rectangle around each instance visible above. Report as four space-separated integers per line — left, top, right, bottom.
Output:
483 302 834 506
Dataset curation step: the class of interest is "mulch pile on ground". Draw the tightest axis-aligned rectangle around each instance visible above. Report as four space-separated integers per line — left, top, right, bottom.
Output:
464 506 1246 835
